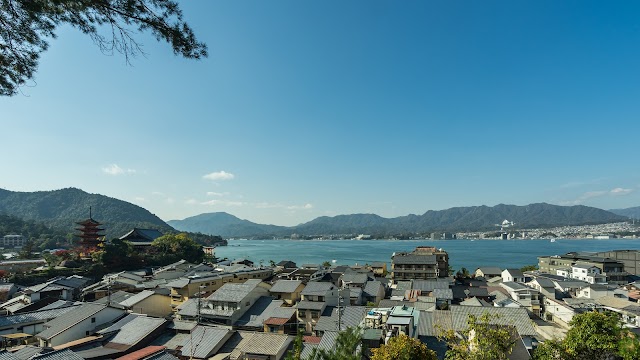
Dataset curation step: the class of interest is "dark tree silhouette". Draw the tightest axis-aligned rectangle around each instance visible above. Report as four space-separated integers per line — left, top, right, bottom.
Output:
0 0 208 95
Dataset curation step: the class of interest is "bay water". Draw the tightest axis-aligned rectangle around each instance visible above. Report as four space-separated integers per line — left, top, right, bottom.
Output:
215 238 640 271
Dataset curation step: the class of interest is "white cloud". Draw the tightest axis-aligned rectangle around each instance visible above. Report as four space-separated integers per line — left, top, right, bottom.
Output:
201 199 244 207
610 188 633 196
166 197 175 204
185 199 198 205
287 203 314 210
151 191 164 196
133 197 146 202
563 187 634 205
102 164 136 175
203 171 235 181
206 191 230 197
255 202 313 210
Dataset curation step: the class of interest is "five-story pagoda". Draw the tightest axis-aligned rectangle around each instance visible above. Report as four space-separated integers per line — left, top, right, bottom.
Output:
75 207 105 254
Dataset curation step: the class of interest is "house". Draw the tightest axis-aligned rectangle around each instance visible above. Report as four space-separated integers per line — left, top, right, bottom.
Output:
235 297 296 333
219 331 293 360
118 290 173 318
570 264 606 284
179 325 232 359
178 279 270 326
276 261 297 269
526 278 556 299
36 303 125 347
26 275 91 302
538 253 627 284
391 247 449 283
500 282 541 316
314 306 368 336
362 280 385 306
502 269 525 283
475 267 502 279
368 262 387 277
72 314 168 359
339 272 369 289
0 304 79 336
576 284 627 300
269 280 304 305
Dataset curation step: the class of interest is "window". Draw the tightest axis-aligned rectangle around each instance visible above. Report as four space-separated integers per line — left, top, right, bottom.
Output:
91 317 96 323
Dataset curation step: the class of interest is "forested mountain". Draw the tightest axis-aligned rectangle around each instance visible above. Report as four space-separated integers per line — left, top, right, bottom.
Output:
610 206 640 219
0 188 173 239
0 214 69 249
170 203 628 237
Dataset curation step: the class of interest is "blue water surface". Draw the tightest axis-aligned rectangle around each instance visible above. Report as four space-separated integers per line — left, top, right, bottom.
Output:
215 238 640 271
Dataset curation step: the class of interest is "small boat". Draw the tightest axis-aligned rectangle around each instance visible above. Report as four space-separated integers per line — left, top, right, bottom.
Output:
550 239 556 243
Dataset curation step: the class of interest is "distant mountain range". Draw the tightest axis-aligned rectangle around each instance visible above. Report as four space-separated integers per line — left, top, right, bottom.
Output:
1 187 635 240
609 206 640 220
169 203 631 238
0 188 173 239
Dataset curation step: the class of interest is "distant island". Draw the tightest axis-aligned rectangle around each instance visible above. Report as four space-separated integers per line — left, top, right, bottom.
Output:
169 203 634 238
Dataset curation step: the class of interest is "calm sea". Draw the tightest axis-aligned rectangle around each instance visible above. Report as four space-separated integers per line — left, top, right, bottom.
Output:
215 238 640 271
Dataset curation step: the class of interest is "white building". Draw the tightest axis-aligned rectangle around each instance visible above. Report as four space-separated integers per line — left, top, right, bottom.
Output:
2 235 26 248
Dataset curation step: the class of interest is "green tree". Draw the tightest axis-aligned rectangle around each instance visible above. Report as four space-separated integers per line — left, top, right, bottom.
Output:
284 330 304 360
520 265 538 272
101 238 135 270
151 232 204 264
1 0 208 96
534 311 640 360
322 261 332 268
311 327 363 360
371 333 437 360
19 239 35 259
269 259 276 267
439 312 516 360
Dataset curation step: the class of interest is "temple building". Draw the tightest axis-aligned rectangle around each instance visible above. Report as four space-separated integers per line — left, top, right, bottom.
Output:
75 208 105 254
119 228 163 251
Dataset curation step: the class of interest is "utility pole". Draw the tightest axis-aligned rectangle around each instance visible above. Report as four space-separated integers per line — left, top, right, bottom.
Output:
337 287 343 331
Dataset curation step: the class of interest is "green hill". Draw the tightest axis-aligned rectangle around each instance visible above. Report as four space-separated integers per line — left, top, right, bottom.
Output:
0 188 173 240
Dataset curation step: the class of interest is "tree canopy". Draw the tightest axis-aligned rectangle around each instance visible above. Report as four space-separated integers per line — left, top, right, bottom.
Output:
534 311 640 360
0 0 207 96
371 333 437 360
151 232 204 264
439 312 516 360
310 327 363 360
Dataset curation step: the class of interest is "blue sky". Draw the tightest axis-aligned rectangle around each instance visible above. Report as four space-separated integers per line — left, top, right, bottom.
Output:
2 0 640 225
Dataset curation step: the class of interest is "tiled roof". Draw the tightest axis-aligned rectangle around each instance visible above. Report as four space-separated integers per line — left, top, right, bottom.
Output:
107 315 167 346
393 254 436 265
300 343 318 360
37 303 109 340
207 279 262 302
303 335 321 344
118 290 155 308
340 273 368 285
418 310 453 337
449 305 537 336
301 282 334 296
235 297 283 327
0 351 18 360
119 228 163 242
504 269 524 277
144 351 179 360
314 306 368 332
180 326 231 359
363 281 383 298
264 317 289 325
269 280 303 294
237 332 292 356
30 349 84 360
395 281 413 291
476 267 502 275
460 297 492 307
115 345 165 360
12 345 49 360
412 280 450 291
297 300 326 311
0 305 78 328
432 288 453 300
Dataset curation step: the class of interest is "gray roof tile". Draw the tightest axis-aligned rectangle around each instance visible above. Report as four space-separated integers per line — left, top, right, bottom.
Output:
393 254 436 265
180 325 231 359
207 279 262 302
297 300 326 311
450 305 537 336
30 349 84 360
0 305 78 328
37 303 110 340
269 280 303 294
301 282 334 296
107 315 166 346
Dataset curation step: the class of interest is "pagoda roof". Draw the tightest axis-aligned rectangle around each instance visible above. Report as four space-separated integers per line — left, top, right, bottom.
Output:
76 218 102 226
